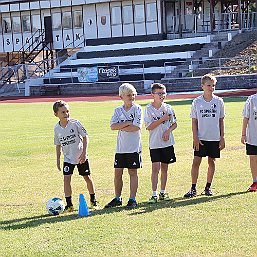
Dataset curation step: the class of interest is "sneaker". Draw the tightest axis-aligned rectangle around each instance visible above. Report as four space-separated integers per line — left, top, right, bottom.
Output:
104 198 122 208
202 188 213 196
63 205 74 213
148 196 158 204
184 189 197 198
126 199 137 209
90 201 99 210
159 193 170 201
247 182 257 192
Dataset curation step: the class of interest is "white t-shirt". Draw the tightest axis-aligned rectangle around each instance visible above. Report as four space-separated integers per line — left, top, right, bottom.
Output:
144 102 176 149
54 118 88 164
110 103 142 153
190 95 225 141
242 93 257 146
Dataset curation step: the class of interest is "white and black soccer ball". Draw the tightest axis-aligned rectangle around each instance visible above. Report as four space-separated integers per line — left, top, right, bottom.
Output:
46 197 65 215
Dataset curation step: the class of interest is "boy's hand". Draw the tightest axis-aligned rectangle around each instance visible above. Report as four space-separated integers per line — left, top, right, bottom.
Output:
241 135 246 145
219 137 225 150
162 130 170 141
79 154 86 164
161 114 170 122
193 138 203 151
57 160 61 171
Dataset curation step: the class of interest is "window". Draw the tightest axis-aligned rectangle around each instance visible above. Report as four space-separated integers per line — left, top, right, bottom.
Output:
32 15 41 32
12 16 21 33
111 6 121 25
63 12 72 29
123 5 133 24
73 10 82 28
52 13 62 30
3 16 11 33
134 4 145 23
22 15 31 32
146 3 157 22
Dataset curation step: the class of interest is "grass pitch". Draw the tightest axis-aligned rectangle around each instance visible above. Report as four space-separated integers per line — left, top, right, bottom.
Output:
1 97 256 257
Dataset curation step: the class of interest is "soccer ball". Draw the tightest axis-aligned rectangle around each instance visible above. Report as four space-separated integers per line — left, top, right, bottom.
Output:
46 197 65 215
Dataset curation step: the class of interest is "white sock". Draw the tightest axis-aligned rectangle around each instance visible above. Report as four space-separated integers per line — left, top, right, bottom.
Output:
152 191 158 197
160 190 165 194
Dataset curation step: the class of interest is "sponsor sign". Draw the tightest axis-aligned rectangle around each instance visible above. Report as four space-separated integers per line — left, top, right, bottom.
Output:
98 66 119 81
77 67 98 82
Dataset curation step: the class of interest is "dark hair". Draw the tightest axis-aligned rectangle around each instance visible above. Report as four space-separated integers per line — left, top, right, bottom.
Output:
151 83 166 93
53 100 69 113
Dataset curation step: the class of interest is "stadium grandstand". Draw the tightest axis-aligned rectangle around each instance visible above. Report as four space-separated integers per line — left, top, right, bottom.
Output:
0 0 256 96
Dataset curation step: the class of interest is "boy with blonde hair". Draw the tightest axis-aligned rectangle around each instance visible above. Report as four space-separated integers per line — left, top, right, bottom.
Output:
53 100 98 211
184 74 225 197
105 83 142 209
144 83 177 203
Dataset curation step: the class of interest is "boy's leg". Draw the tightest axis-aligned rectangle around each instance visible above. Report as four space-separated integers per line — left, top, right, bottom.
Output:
207 157 216 184
151 162 160 192
191 156 202 184
128 168 138 199
83 175 95 194
248 155 257 191
160 163 169 191
64 174 72 198
114 168 124 197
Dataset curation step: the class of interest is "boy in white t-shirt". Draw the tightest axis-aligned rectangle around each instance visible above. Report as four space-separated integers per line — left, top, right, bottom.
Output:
144 83 177 203
184 74 225 197
105 83 142 209
241 93 257 191
53 100 98 212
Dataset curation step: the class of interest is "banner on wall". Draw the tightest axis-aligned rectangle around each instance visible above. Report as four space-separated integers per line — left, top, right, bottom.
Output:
98 66 119 81
77 67 98 82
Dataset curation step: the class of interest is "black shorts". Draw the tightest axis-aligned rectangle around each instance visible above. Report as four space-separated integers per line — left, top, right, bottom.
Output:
194 140 220 158
114 152 142 169
63 160 91 176
246 143 257 155
150 145 176 164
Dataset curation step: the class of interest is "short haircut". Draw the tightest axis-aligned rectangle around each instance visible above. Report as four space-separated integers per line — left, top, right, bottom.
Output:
201 74 217 85
53 100 69 113
119 83 137 97
151 83 166 93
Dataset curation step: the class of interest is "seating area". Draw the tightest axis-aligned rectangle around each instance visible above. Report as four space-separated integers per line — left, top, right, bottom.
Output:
43 36 211 85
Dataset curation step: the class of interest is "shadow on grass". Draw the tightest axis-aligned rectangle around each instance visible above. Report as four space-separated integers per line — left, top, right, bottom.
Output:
129 190 249 216
1 191 248 230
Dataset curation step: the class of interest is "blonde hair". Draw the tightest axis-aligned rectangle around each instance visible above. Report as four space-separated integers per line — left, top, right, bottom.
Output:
201 74 217 85
53 100 69 113
119 83 137 97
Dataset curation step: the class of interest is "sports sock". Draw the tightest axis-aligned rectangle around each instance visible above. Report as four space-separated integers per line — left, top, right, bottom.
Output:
129 197 136 201
90 193 96 203
115 196 122 201
205 182 212 189
152 191 158 197
191 184 196 191
160 190 165 195
253 179 257 183
65 196 73 207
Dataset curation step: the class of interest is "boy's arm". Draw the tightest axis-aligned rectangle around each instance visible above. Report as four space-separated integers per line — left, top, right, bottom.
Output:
219 117 225 150
192 118 203 151
122 124 140 132
146 114 170 131
56 145 61 171
79 135 88 164
241 117 249 144
162 122 177 141
111 121 133 130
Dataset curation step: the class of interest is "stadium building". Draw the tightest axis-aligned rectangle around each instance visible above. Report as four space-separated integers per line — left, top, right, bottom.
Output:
0 0 256 95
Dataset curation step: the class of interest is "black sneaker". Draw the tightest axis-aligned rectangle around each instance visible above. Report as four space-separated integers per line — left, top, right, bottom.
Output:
126 199 137 209
104 198 122 208
202 188 213 196
184 189 197 198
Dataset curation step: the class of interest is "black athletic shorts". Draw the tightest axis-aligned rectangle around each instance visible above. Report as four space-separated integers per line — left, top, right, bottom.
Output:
194 140 220 158
246 143 257 155
150 145 176 164
63 160 91 176
114 152 142 169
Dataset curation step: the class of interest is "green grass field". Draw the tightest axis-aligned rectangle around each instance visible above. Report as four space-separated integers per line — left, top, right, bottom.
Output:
1 97 257 257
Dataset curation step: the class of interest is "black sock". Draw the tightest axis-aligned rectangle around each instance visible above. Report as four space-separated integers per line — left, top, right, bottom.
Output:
191 184 196 191
65 196 73 207
90 193 96 203
205 182 211 190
